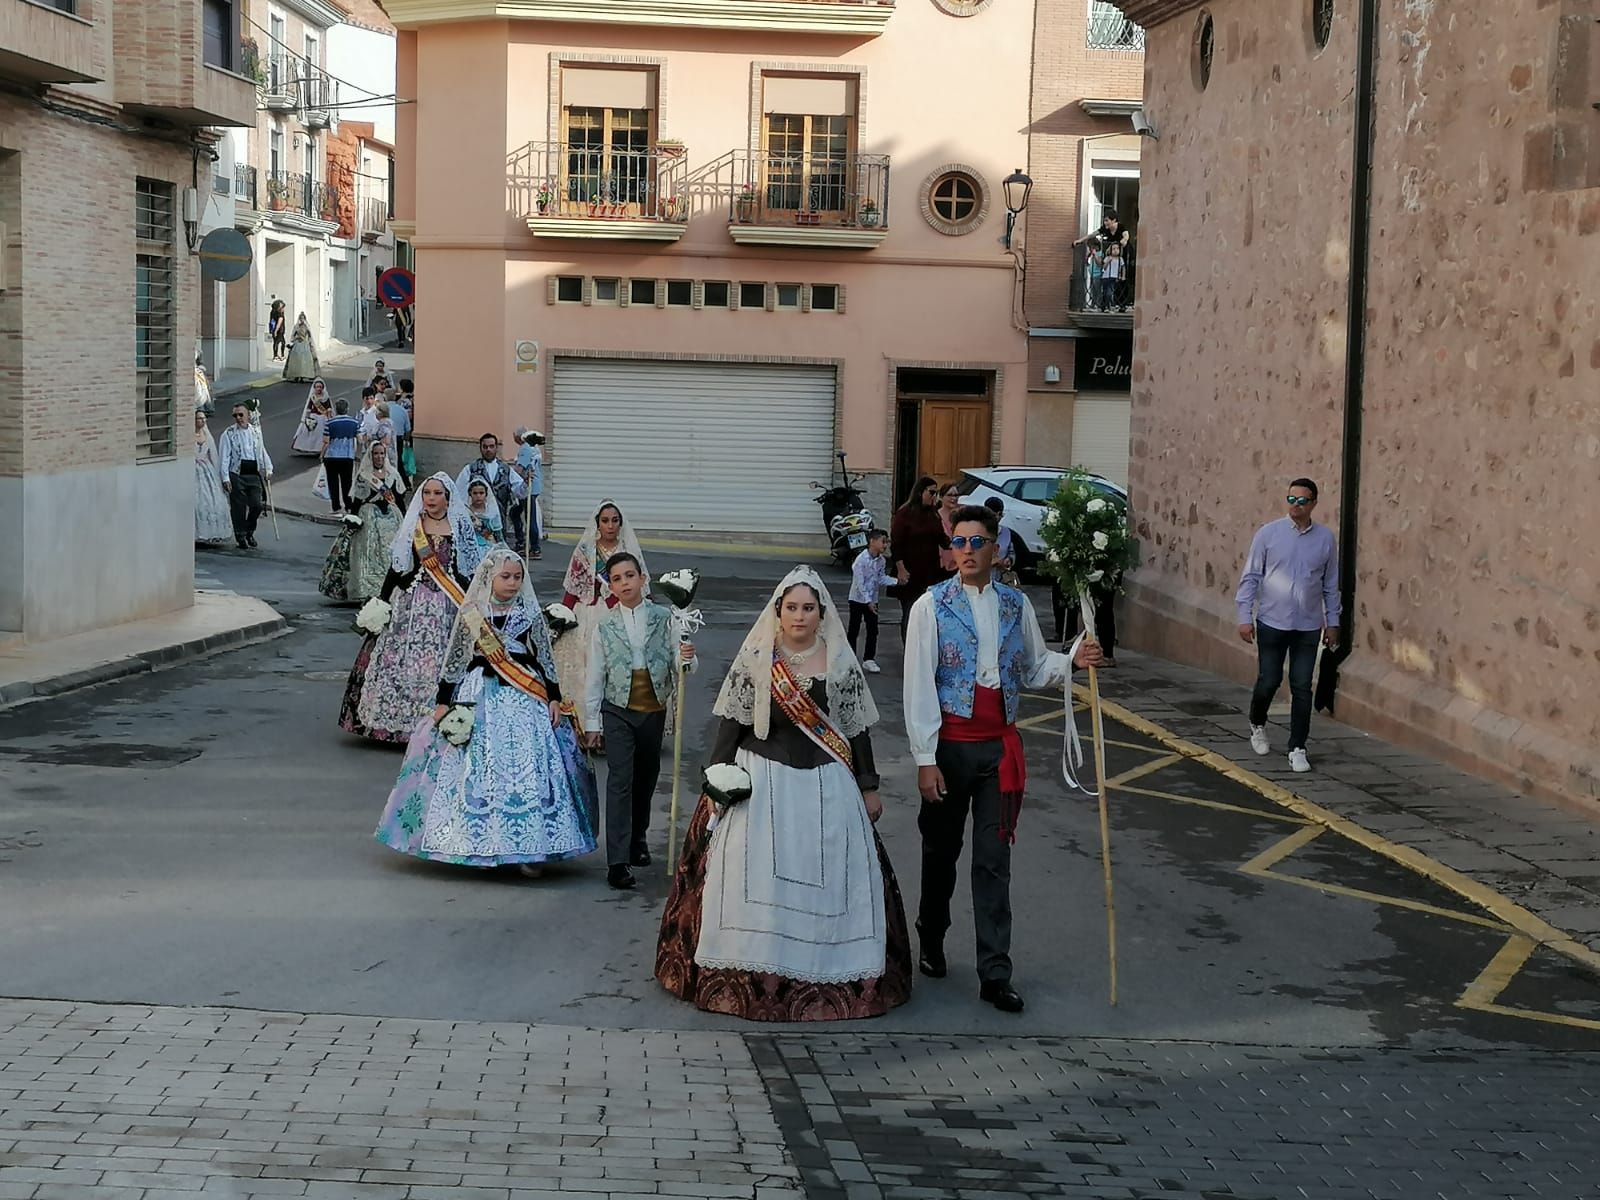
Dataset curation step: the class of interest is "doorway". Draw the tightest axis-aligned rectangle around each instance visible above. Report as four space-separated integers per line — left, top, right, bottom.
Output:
892 369 994 503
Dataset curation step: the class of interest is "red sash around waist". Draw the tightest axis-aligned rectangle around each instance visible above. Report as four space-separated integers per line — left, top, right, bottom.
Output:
941 686 1026 843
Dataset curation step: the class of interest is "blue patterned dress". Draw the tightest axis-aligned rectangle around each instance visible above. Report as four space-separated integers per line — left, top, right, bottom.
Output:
375 610 598 866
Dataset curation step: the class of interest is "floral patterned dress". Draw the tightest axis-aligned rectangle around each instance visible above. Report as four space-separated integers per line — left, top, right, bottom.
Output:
338 532 463 743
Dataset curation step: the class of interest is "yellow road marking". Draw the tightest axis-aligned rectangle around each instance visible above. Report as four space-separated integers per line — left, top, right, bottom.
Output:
1119 784 1312 825
1238 825 1324 874
542 532 829 560
1457 936 1600 1032
1103 753 1183 789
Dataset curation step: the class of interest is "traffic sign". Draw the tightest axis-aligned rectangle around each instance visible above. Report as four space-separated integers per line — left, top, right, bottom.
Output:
377 267 415 309
198 228 253 282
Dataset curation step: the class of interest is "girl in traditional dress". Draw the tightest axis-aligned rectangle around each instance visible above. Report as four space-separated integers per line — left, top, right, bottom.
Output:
465 480 504 550
656 566 913 1022
319 442 407 602
283 312 319 383
375 548 598 873
338 472 483 742
193 410 232 546
292 377 332 455
554 500 649 705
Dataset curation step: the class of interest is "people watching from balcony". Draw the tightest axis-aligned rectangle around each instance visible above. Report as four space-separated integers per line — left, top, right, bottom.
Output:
1101 242 1126 311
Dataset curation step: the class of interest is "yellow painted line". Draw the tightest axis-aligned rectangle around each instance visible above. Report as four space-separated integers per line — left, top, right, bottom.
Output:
1015 706 1066 730
1238 824 1324 874
542 532 830 561
1119 784 1311 826
1456 936 1600 1032
1084 690 1600 978
1103 752 1184 789
1249 866 1512 931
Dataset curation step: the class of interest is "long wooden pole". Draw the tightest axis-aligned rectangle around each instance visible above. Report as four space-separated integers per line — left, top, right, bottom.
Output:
1088 663 1118 1006
263 474 281 541
666 659 689 871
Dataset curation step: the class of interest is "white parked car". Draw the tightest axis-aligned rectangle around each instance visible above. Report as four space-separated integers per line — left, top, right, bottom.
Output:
954 466 1128 577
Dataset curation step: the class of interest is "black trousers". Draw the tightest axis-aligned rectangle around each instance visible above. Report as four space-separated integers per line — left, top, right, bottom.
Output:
848 601 879 662
325 457 355 512
601 703 667 867
918 738 1013 983
1249 622 1320 750
1053 583 1117 656
228 472 264 538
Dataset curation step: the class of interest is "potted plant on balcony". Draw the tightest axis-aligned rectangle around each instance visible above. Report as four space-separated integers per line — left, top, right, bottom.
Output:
240 38 266 87
859 198 881 228
267 177 289 212
656 138 685 158
535 180 554 215
661 194 685 223
735 183 758 224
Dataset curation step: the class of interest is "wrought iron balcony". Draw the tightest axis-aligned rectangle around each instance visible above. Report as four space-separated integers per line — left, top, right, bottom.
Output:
264 50 297 109
301 71 338 128
264 171 338 225
234 165 258 211
1067 239 1136 329
725 149 889 248
1088 1 1145 51
507 141 690 241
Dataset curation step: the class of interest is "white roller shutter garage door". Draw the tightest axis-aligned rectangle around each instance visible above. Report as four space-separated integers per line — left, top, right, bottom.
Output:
1070 394 1131 487
550 358 838 534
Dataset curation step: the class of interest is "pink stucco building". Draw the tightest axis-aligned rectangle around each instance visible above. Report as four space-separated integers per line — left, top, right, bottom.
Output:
1112 0 1600 808
384 0 1041 535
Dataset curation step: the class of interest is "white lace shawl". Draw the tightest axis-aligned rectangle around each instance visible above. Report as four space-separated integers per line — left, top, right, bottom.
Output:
711 565 879 741
441 548 556 685
561 498 648 603
389 471 481 577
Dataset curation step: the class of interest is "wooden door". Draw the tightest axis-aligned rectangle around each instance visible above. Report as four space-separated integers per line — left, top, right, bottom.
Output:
917 399 992 482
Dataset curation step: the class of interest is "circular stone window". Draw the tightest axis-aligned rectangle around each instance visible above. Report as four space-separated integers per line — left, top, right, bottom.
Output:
920 166 990 236
930 0 995 16
1310 0 1333 52
1192 9 1215 91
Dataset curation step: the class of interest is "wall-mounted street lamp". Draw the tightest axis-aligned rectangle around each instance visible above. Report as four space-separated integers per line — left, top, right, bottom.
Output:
1001 167 1033 249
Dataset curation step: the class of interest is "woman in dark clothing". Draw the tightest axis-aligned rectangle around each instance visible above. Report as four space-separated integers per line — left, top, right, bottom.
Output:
268 300 287 361
888 475 950 643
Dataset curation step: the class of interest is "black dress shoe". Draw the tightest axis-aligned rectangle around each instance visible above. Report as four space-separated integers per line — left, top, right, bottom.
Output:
607 865 636 890
235 536 247 549
245 533 258 548
630 844 652 868
919 942 947 979
979 980 1025 1013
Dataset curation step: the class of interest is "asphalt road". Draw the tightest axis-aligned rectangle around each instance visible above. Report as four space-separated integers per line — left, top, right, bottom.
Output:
3 518 1599 1054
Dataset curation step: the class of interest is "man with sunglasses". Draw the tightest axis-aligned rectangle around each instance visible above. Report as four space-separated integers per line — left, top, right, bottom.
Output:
1235 477 1341 773
904 504 1103 1013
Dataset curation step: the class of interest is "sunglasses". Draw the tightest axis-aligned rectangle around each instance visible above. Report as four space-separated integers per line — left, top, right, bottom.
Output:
1286 496 1314 507
949 535 993 550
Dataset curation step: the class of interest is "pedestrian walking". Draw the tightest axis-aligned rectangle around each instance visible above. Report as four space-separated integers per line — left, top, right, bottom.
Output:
218 402 273 550
581 552 697 891
268 300 287 361
1235 477 1341 773
511 426 544 559
903 503 1102 1013
847 529 893 672
282 312 318 382
321 398 362 515
455 433 526 550
889 476 949 644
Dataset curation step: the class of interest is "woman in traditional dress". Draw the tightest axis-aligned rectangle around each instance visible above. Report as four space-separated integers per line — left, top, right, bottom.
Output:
465 480 504 550
554 500 648 705
319 441 407 602
193 410 232 546
338 472 483 742
291 377 332 456
375 548 598 873
282 312 319 383
656 566 912 1022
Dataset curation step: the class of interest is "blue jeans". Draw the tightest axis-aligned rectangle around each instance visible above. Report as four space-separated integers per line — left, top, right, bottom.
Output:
1249 622 1320 750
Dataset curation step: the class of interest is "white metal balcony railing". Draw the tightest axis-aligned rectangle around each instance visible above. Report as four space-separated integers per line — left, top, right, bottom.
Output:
507 142 691 223
360 195 389 236
1088 0 1144 50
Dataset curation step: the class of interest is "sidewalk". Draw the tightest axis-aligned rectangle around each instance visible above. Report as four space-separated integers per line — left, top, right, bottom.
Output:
1095 650 1600 959
211 335 397 400
0 591 286 707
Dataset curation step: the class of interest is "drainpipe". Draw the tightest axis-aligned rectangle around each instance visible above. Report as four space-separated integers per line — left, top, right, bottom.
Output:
1317 0 1380 714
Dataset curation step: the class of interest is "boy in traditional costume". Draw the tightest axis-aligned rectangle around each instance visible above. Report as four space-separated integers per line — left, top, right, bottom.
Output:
903 503 1102 1013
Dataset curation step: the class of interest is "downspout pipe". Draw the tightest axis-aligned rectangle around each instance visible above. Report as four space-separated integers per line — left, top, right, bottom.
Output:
1318 0 1380 713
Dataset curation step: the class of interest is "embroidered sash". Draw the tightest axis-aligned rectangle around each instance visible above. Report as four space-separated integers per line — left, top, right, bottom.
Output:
770 656 853 772
462 609 550 703
412 527 467 605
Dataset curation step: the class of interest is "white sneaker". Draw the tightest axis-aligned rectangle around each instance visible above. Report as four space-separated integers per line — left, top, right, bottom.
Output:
1248 725 1269 756
863 660 881 674
1288 748 1311 773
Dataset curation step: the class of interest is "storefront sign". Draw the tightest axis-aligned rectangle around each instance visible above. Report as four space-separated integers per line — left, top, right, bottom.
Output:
1074 333 1134 393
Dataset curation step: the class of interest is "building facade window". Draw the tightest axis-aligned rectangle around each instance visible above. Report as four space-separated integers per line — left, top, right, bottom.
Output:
593 277 620 303
775 283 802 309
202 0 237 71
558 66 659 214
754 73 859 220
811 284 839 312
666 280 693 306
920 164 990 236
1087 1 1145 51
739 281 766 309
1193 10 1215 91
629 278 657 305
556 276 583 303
135 179 177 461
1310 0 1333 51
703 281 731 308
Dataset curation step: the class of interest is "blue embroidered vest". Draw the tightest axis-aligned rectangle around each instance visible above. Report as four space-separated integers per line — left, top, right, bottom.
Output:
930 576 1029 724
598 603 676 710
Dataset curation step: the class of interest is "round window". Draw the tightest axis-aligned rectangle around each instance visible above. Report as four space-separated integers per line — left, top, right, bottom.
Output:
919 165 990 236
1311 0 1333 51
1193 10 1215 91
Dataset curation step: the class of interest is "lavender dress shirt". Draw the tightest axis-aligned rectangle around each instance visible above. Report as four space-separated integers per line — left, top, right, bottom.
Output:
1235 517 1341 632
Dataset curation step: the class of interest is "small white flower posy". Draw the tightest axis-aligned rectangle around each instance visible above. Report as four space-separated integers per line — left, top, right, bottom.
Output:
438 705 475 747
703 762 754 805
1086 498 1108 514
342 513 364 527
355 597 392 635
1091 531 1110 551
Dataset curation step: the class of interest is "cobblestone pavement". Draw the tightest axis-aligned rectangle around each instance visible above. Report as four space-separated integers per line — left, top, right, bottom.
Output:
753 1033 1600 1200
5 999 1600 1200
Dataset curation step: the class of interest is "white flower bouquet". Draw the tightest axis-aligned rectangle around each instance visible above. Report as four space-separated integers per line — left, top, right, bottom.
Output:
438 704 476 748
355 597 392 636
303 414 318 432
703 763 754 807
1038 467 1138 625
543 602 578 641
654 568 701 611
341 513 363 527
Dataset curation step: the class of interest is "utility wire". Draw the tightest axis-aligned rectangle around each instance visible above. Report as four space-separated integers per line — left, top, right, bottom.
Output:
242 12 394 104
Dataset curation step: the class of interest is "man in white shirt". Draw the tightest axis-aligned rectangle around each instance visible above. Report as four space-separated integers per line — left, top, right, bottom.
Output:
903 503 1101 1013
218 402 274 550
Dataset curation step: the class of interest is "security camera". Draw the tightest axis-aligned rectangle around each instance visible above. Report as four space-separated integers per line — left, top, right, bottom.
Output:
1131 109 1159 139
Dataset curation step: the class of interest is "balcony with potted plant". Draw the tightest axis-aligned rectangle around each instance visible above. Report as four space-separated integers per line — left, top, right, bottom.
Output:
724 149 889 249
507 140 690 242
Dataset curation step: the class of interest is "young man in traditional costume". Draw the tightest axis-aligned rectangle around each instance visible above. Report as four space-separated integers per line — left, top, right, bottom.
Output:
582 553 695 891
903 503 1102 1013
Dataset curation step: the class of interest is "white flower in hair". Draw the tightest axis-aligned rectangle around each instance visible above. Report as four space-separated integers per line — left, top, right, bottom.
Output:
438 705 476 747
355 597 392 635
1092 531 1110 551
1086 498 1108 513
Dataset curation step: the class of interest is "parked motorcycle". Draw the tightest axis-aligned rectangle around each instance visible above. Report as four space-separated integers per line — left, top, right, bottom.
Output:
811 452 875 565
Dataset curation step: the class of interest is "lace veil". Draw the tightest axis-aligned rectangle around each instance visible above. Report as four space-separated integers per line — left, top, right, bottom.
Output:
712 565 878 741
389 471 481 577
441 547 555 685
561 498 649 602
